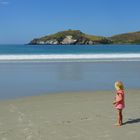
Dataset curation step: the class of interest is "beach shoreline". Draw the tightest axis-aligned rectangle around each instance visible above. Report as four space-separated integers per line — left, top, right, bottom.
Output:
0 89 140 139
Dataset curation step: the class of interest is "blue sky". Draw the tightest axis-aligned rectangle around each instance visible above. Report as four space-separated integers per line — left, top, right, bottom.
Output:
0 0 140 44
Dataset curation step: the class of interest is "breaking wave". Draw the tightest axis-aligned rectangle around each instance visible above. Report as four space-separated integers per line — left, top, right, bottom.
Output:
0 53 140 62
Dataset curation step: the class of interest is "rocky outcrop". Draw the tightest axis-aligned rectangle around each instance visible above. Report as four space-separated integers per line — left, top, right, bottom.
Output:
44 39 59 45
61 36 77 44
29 30 112 45
29 29 140 45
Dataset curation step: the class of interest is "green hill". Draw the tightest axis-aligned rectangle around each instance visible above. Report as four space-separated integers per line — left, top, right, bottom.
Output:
29 30 140 45
110 31 140 44
29 30 111 45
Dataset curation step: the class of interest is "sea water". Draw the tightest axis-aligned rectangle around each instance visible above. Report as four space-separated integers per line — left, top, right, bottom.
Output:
0 44 140 99
0 44 140 61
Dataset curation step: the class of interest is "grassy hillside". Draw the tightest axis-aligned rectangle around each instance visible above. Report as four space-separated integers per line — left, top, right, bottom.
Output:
39 30 104 42
29 30 140 45
29 30 111 45
110 31 140 44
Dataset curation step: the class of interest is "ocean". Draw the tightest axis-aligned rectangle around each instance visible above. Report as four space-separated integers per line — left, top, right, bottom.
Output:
0 44 140 99
0 44 140 61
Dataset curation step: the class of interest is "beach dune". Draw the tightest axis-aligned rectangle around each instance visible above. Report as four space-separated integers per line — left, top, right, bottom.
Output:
0 90 140 140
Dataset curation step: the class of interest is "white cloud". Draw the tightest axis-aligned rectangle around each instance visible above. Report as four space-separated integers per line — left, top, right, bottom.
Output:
0 0 9 5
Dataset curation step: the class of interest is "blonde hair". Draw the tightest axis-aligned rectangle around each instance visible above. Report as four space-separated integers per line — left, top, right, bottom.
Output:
115 81 124 90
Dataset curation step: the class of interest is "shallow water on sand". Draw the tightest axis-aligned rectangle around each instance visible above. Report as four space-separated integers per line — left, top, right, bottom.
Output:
0 61 140 99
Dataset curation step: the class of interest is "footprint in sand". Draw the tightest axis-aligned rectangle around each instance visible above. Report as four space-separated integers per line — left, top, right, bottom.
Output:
80 117 90 121
18 116 23 123
62 120 72 124
9 104 17 112
8 104 35 139
18 112 25 123
22 127 34 140
56 120 72 125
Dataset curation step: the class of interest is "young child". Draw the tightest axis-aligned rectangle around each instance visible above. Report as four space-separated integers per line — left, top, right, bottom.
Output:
113 81 125 126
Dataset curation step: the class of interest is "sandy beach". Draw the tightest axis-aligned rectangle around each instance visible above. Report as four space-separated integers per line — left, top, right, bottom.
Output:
0 89 140 140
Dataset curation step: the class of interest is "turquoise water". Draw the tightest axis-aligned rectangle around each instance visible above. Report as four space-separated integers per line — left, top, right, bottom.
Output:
0 44 140 62
0 44 140 54
0 45 140 99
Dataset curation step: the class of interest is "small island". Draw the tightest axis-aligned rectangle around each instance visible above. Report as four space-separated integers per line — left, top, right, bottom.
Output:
29 29 140 45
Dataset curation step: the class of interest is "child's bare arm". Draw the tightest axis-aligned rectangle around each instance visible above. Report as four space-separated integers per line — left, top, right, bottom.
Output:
113 101 116 105
116 93 123 103
113 94 123 105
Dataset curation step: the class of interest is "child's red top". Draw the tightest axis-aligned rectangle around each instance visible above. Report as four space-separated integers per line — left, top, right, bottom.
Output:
115 90 125 109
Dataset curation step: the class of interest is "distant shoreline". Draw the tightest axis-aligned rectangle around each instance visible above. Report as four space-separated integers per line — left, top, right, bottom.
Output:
29 30 140 45
27 43 140 46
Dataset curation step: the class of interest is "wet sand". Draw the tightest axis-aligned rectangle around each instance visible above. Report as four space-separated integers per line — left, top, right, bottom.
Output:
1 61 140 99
0 89 140 140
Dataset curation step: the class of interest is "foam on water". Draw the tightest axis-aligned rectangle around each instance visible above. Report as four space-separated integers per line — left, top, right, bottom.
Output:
0 53 140 62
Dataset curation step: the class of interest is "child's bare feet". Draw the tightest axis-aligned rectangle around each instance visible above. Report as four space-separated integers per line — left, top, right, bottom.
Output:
114 123 122 126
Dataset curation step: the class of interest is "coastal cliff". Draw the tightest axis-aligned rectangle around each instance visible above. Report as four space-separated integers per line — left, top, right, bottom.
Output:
29 30 140 45
29 30 111 45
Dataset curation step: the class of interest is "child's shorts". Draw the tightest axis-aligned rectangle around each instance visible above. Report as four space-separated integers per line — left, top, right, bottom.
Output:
115 104 125 110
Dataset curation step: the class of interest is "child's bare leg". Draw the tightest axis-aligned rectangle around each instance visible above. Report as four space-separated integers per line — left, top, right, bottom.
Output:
119 109 123 125
115 109 122 126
